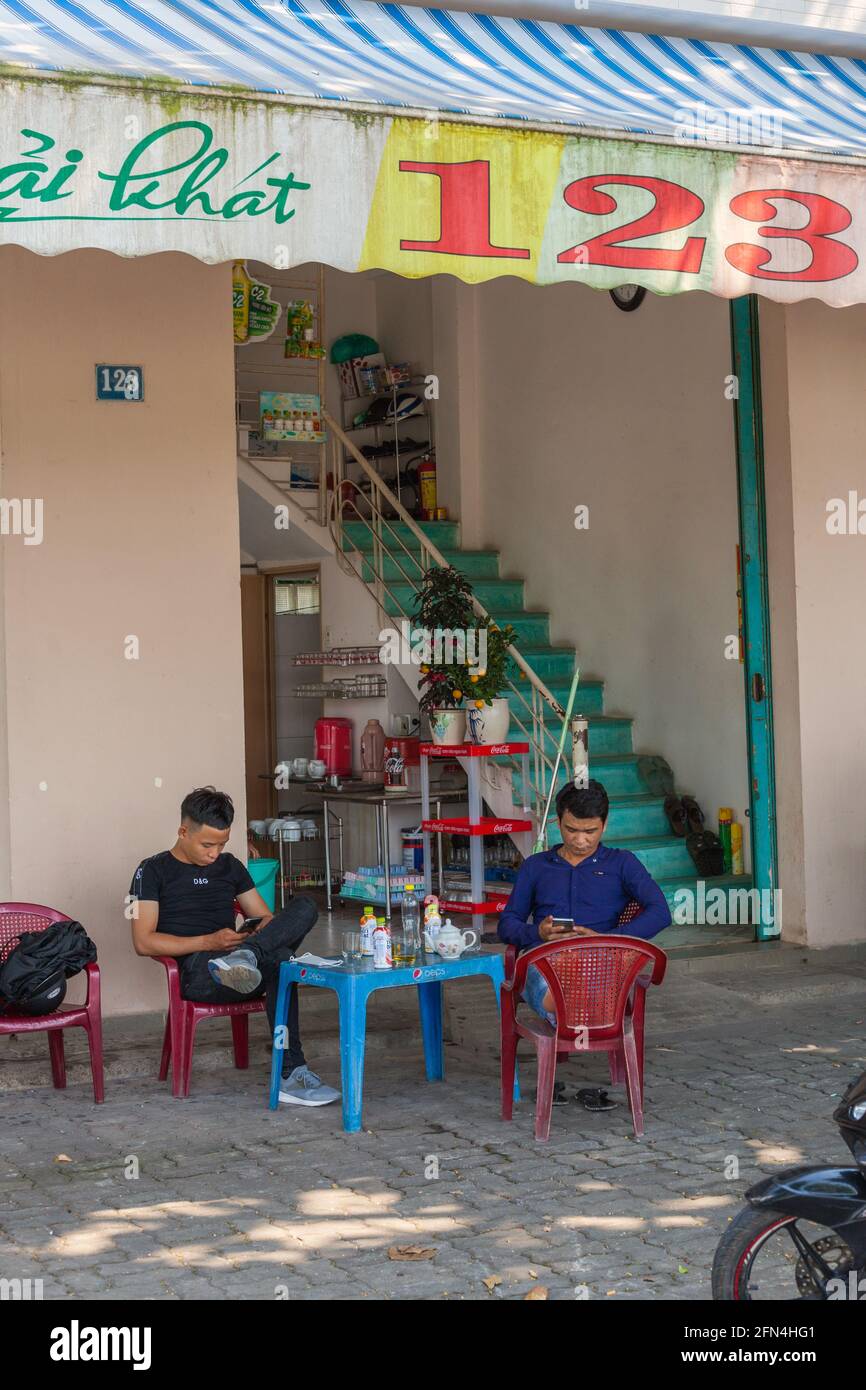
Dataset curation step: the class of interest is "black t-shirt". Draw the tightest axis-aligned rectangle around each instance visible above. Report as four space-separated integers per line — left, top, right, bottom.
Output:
130 850 255 937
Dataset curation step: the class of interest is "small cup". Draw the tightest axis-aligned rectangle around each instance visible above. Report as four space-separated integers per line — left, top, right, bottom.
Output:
293 758 309 778
308 759 327 778
342 931 362 962
391 930 418 966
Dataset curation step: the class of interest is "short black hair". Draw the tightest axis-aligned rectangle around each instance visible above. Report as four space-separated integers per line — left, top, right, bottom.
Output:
555 779 609 824
180 786 235 830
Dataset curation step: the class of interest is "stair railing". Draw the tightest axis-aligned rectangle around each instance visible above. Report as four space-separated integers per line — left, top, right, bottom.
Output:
323 409 576 829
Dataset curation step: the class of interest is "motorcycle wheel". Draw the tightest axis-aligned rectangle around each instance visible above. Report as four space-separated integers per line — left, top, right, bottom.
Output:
712 1205 855 1300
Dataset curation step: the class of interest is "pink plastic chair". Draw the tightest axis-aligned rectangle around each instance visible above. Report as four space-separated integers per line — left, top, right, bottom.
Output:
501 916 667 1141
153 902 265 1097
0 902 104 1103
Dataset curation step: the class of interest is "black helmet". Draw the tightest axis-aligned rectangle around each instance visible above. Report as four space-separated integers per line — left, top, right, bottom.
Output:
12 969 67 1016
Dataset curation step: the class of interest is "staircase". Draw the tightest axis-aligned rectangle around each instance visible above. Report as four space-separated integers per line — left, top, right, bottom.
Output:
340 514 752 920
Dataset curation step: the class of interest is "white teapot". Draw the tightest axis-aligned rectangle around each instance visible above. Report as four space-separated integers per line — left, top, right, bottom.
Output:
424 917 478 959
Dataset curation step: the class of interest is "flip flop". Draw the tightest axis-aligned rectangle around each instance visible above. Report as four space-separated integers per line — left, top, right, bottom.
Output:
663 795 688 838
681 795 705 834
576 1087 618 1112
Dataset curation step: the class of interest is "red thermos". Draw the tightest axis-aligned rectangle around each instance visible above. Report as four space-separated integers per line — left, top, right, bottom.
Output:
315 717 353 777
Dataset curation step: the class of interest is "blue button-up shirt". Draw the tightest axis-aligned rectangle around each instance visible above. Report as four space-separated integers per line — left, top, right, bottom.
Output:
497 843 671 949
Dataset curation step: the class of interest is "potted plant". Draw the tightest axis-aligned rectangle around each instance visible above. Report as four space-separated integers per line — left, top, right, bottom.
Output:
465 622 515 745
413 566 475 745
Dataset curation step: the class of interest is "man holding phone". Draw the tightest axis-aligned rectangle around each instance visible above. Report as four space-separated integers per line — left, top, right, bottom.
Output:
129 786 339 1107
498 780 671 1024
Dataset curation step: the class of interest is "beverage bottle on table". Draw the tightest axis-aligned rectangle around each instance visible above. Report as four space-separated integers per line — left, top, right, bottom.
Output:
401 884 421 955
373 917 392 969
360 904 376 957
423 894 442 950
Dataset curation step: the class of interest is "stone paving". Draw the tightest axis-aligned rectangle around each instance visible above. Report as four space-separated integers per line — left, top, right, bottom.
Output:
2 941 866 1302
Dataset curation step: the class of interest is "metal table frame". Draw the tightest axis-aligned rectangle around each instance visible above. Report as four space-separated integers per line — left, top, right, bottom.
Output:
309 788 468 917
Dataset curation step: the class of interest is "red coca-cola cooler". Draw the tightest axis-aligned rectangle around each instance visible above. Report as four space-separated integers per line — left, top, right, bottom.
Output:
315 716 353 777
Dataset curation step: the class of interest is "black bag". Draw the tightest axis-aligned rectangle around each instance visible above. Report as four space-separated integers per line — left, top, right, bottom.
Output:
686 831 725 878
0 920 97 1016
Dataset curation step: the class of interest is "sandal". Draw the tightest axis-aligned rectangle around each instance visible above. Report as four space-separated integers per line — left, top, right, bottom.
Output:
686 830 725 877
576 1087 618 1112
663 795 688 838
681 795 705 834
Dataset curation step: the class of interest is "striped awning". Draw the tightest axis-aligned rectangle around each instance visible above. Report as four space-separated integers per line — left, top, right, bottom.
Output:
3 3 866 304
1 0 866 158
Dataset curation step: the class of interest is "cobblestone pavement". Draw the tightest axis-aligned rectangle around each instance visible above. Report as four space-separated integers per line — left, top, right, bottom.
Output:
2 945 865 1302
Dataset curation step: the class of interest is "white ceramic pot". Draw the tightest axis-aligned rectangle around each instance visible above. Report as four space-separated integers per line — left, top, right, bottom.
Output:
466 697 511 745
429 707 467 746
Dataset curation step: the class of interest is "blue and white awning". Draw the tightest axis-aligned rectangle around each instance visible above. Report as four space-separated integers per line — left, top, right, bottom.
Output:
2 0 866 158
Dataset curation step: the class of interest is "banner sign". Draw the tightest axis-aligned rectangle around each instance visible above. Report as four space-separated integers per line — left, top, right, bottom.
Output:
2 78 866 306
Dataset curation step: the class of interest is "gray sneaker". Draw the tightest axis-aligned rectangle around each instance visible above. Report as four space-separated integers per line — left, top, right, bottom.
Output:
278 1065 340 1107
207 949 262 995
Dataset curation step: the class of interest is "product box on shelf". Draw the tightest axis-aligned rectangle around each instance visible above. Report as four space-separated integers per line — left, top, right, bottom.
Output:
260 390 325 442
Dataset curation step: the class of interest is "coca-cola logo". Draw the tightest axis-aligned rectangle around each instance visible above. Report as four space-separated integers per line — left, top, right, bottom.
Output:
492 823 514 832
487 744 510 754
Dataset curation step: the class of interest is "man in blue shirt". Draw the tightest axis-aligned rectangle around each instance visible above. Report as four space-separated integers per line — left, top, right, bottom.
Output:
498 779 671 1022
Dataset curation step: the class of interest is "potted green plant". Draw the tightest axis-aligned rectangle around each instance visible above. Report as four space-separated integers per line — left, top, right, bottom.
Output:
465 622 515 745
413 566 475 745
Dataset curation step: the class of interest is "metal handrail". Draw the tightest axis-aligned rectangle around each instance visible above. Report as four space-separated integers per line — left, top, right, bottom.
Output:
322 409 578 828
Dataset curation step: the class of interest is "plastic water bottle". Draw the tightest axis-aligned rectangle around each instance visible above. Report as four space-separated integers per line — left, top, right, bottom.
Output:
401 883 421 956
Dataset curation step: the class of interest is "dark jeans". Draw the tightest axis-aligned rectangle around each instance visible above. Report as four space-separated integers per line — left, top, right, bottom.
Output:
178 896 317 1077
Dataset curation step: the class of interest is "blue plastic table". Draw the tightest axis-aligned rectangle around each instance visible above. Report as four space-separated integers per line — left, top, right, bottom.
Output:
268 947 514 1132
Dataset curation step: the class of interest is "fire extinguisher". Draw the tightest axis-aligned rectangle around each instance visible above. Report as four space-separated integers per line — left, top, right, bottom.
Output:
417 453 437 520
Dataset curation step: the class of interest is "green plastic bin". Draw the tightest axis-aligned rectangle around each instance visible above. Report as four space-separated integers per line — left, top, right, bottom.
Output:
248 857 278 911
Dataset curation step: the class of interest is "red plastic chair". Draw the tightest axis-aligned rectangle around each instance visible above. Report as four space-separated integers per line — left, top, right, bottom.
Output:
501 910 667 1141
153 904 265 1097
0 903 104 1103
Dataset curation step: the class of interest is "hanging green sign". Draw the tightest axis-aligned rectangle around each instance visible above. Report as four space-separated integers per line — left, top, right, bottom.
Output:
232 261 281 345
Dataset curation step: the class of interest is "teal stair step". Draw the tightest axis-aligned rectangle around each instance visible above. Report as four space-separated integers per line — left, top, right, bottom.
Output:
511 717 633 761
360 549 501 583
506 677 605 716
600 833 695 879
561 753 646 798
485 610 550 645
605 795 669 838
527 753 671 799
506 646 576 681
544 827 694 879
654 873 757 923
382 578 525 617
516 792 667 840
342 520 460 552
506 715 633 760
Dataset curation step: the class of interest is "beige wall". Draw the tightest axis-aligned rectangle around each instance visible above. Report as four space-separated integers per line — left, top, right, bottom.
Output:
476 279 751 838
763 298 866 947
0 248 246 1014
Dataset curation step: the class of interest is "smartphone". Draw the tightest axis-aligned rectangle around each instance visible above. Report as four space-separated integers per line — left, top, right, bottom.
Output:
236 916 262 935
551 917 577 931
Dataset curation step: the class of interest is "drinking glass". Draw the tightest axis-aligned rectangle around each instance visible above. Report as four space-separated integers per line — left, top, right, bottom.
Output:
391 929 417 966
342 931 362 963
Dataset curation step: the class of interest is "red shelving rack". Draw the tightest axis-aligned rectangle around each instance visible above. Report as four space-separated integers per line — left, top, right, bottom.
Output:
419 741 532 934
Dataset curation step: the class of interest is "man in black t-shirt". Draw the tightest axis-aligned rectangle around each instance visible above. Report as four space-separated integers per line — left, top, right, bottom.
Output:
130 786 339 1107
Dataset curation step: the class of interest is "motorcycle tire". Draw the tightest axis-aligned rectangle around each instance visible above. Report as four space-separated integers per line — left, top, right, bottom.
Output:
712 1205 796 1300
